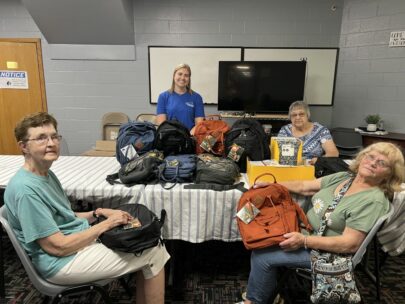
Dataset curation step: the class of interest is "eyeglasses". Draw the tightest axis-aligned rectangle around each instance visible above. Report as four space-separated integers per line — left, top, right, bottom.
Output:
25 134 62 145
290 112 306 119
364 153 389 169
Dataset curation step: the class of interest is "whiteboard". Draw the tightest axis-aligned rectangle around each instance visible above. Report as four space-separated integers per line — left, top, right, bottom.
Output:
244 48 338 105
149 47 242 104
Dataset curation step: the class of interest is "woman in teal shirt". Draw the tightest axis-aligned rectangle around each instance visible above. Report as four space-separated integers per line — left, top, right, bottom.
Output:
5 112 170 303
241 142 404 304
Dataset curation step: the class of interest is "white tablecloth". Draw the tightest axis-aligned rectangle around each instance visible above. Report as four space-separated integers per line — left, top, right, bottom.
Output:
0 155 309 243
0 155 145 209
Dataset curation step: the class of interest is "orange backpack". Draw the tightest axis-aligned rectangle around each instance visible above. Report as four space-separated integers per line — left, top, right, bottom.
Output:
194 117 230 156
237 173 312 250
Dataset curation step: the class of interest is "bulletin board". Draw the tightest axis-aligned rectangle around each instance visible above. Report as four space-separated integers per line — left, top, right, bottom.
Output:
244 48 339 105
148 46 242 104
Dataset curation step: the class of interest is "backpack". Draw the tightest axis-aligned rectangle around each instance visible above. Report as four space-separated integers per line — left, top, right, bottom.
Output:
314 157 349 178
225 119 271 173
116 121 156 165
194 154 240 185
237 173 312 250
98 204 166 254
158 154 197 189
106 150 164 185
194 119 230 156
154 120 195 156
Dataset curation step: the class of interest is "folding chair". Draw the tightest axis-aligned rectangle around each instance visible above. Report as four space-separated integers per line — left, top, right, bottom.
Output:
135 113 157 124
271 207 394 303
102 112 130 140
0 206 113 304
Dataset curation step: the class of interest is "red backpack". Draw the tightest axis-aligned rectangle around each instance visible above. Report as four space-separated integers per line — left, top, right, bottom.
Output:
237 173 312 250
194 116 230 156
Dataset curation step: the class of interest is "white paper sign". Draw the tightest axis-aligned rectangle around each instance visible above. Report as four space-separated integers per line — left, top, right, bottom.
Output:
389 31 405 47
0 71 29 89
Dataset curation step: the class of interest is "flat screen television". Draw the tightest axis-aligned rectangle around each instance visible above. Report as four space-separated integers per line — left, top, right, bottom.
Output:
218 61 307 114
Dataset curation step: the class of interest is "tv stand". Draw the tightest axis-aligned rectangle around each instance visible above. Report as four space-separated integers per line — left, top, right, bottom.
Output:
220 112 289 120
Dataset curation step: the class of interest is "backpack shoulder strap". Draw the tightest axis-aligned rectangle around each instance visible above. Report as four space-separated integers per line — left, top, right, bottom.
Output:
184 182 247 192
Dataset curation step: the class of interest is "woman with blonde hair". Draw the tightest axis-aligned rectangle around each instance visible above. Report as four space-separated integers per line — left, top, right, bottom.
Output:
156 63 205 135
239 142 404 304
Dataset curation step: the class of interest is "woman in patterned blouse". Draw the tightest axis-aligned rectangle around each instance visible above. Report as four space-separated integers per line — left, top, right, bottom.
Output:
278 100 339 165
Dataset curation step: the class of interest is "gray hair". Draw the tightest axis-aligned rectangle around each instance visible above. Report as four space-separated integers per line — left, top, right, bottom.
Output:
288 100 310 119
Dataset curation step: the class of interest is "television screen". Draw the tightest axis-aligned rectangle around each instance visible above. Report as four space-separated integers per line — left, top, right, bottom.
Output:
218 61 307 114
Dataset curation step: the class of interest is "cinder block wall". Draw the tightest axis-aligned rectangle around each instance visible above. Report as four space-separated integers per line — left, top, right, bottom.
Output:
1 0 343 154
332 0 405 132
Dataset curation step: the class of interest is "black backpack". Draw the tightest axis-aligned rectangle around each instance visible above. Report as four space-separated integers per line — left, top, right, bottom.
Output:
154 120 195 156
116 121 157 166
225 119 271 173
98 204 166 254
106 150 164 185
314 157 349 178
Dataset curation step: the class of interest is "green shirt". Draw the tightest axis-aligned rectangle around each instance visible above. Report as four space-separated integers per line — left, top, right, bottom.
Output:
306 172 390 236
5 168 89 278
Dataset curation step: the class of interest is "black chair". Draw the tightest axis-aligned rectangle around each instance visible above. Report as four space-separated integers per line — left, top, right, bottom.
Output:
331 128 363 159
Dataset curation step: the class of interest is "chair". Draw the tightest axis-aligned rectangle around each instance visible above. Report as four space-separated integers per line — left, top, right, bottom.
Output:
135 113 157 124
102 112 130 140
272 207 395 303
0 206 113 304
331 128 363 159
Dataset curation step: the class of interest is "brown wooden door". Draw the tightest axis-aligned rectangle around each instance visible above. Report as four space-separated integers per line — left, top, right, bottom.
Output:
0 38 47 155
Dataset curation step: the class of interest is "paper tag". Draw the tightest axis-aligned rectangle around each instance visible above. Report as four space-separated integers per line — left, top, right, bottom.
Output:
200 135 217 152
236 202 260 224
227 143 245 162
281 144 294 157
120 144 138 160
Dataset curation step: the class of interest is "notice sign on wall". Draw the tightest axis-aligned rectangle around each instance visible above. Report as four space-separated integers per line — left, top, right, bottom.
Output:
0 71 29 89
389 31 405 47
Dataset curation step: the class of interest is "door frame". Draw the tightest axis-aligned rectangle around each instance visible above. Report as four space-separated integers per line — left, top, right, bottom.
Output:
0 38 47 111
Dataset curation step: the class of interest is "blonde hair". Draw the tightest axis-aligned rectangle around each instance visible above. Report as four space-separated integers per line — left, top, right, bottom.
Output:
349 142 405 200
169 63 193 94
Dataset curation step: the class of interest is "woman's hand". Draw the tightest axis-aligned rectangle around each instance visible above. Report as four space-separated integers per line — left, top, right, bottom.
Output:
279 232 305 251
98 208 131 219
102 210 133 230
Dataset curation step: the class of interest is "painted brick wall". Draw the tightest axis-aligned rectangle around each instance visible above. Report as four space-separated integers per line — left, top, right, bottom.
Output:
333 0 405 132
1 0 342 154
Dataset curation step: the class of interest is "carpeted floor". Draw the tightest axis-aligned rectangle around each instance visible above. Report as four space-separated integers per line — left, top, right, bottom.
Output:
1 238 404 304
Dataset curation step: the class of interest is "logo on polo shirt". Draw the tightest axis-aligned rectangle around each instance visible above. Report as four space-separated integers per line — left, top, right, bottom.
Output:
186 102 194 108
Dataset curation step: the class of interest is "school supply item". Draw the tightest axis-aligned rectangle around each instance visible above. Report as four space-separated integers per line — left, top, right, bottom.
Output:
194 119 230 155
116 121 156 165
194 154 240 185
314 157 349 178
237 173 312 250
310 177 361 304
106 150 164 185
225 119 270 173
98 204 166 254
158 154 197 189
154 120 195 156
270 137 303 165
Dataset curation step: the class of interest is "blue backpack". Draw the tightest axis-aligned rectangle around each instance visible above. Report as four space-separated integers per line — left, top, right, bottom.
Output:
116 121 156 165
158 154 197 189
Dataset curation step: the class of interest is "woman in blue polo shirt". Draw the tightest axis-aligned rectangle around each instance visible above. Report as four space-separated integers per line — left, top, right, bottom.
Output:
156 63 205 135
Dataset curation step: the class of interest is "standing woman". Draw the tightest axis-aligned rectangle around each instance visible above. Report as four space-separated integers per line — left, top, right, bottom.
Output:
278 101 339 164
156 63 205 135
